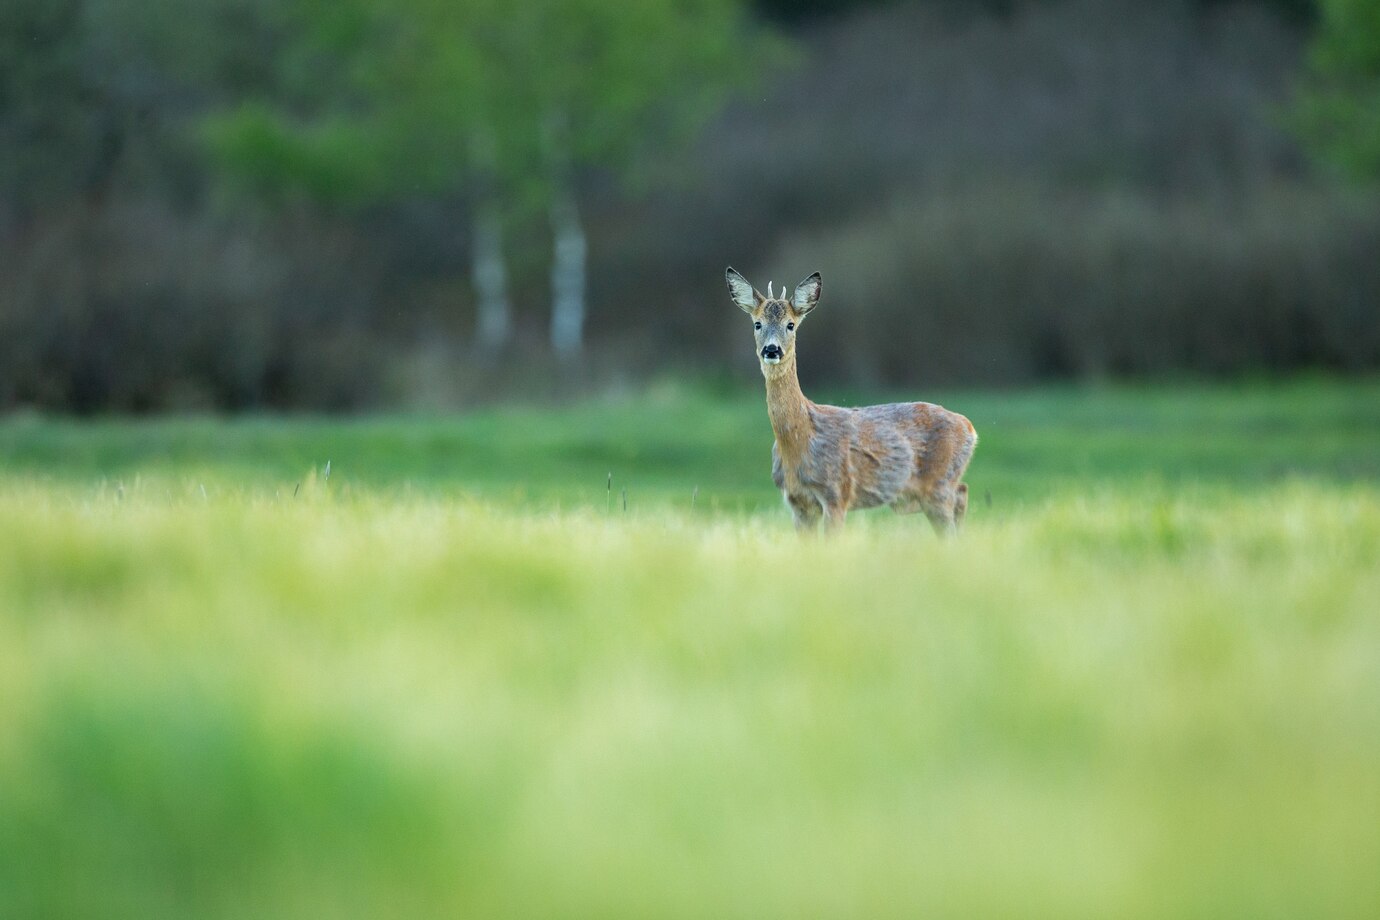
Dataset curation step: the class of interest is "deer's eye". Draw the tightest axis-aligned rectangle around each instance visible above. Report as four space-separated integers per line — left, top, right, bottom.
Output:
754 322 762 330
787 322 795 331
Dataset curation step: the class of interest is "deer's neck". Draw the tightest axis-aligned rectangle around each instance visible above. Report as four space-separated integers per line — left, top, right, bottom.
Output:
764 356 812 458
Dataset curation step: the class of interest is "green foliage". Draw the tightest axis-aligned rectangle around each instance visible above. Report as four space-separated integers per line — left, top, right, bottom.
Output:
1294 0 1380 178
1308 0 1380 73
1 382 1379 917
201 0 762 210
521 0 762 167
202 104 391 206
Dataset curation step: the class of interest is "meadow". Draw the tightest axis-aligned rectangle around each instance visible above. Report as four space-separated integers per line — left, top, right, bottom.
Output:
2 377 1379 918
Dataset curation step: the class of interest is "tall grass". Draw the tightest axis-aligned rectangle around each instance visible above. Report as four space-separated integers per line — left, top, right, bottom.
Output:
2 381 1379 917
1 481 1378 918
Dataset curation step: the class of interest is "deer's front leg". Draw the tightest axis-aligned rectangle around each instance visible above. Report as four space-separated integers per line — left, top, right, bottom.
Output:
810 483 848 532
785 492 821 533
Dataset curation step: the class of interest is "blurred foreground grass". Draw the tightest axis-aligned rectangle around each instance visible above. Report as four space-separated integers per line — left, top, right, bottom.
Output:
2 379 1379 918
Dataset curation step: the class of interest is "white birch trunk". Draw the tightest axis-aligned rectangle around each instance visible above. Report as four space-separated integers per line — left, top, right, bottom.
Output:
472 203 511 353
469 127 511 353
543 111 586 358
548 186 586 357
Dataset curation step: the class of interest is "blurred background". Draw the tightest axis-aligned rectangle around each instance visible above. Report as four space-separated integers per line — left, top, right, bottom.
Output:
1 0 1377 413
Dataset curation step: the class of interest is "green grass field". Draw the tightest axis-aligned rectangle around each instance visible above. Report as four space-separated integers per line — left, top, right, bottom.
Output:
2 378 1379 918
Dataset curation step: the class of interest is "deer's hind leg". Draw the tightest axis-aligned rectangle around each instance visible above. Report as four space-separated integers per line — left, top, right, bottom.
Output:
921 420 977 536
949 418 977 531
921 483 971 537
922 491 958 537
892 482 960 536
953 482 969 529
926 477 974 536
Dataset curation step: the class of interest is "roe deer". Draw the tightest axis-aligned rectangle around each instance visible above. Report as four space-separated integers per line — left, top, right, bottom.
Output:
726 267 977 534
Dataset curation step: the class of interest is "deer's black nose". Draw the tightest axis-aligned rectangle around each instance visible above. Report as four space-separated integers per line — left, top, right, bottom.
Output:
762 344 782 359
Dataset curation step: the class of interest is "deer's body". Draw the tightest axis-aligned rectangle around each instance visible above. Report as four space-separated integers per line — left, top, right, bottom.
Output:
728 268 977 534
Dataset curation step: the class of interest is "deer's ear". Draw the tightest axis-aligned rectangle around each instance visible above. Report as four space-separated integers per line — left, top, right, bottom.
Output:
725 266 761 315
792 272 822 316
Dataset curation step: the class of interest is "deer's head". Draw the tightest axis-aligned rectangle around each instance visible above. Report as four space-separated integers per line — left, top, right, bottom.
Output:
725 268 822 376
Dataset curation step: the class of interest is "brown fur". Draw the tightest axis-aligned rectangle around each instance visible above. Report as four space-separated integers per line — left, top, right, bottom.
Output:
727 267 977 534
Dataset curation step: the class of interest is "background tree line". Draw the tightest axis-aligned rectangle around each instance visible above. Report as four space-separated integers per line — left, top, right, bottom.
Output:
0 0 1376 411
